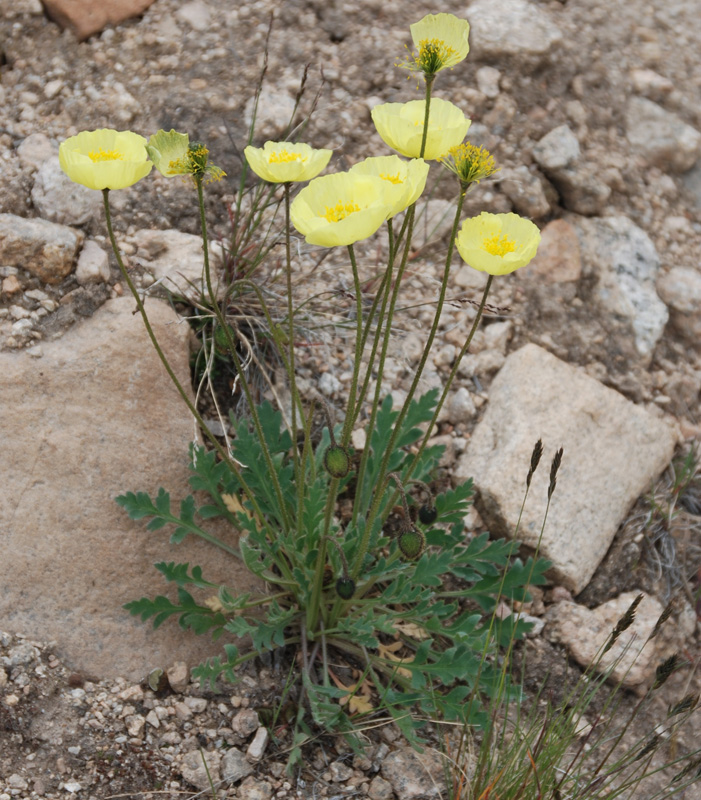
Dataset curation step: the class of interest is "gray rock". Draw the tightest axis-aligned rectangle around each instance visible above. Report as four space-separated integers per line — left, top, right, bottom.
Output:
232 708 260 738
166 661 189 693
368 775 394 800
17 133 56 172
551 164 611 215
682 162 701 211
75 240 110 285
476 66 501 98
175 0 211 30
626 97 701 173
545 592 675 690
238 777 273 800
468 0 563 60
31 158 101 226
381 746 446 799
532 125 580 172
448 386 476 424
180 750 221 791
498 165 551 219
631 68 674 102
221 747 254 783
573 216 668 359
0 213 83 284
0 155 32 216
657 266 701 345
455 344 677 594
0 0 43 16
132 228 206 300
0 297 260 679
244 87 296 140
246 727 269 762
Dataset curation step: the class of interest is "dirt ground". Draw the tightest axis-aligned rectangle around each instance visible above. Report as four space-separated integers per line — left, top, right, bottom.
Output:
1 0 701 797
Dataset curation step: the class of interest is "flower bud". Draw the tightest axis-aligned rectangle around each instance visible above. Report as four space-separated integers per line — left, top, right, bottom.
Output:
336 577 356 600
418 503 437 525
398 527 425 560
324 444 351 479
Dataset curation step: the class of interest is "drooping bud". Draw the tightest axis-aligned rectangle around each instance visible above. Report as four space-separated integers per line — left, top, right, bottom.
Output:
324 444 351 479
418 503 438 525
336 577 356 600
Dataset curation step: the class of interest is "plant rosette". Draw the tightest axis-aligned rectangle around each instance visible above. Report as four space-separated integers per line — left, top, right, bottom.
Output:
59 129 152 190
244 141 333 183
456 211 541 275
290 171 397 247
371 97 470 160
348 155 430 218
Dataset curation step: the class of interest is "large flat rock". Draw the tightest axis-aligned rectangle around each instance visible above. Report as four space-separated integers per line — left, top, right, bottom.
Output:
455 344 677 594
1 297 258 680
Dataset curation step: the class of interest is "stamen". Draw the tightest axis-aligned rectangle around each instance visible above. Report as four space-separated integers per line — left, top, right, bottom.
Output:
89 148 123 162
380 172 403 184
268 149 307 164
483 233 516 256
323 201 361 223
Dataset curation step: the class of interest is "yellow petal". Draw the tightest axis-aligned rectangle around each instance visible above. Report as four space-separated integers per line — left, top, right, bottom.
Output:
59 129 152 190
371 98 470 160
146 129 190 177
348 155 429 217
290 172 395 247
244 141 332 183
456 212 541 275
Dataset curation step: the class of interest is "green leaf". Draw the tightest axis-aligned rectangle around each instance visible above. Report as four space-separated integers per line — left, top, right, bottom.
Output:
191 643 240 688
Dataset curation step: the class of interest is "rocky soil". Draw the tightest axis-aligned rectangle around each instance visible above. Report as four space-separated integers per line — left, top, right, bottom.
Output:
2 0 701 798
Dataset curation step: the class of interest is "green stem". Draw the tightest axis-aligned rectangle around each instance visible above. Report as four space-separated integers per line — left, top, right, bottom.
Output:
101 189 265 527
283 183 300 479
195 175 291 533
406 273 494 483
340 244 365 448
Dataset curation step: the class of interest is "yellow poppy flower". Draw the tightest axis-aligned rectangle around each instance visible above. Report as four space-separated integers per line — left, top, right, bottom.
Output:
146 129 190 176
244 141 332 183
371 98 470 161
146 129 225 183
456 212 541 275
290 172 396 247
401 13 470 76
348 156 429 217
59 129 152 190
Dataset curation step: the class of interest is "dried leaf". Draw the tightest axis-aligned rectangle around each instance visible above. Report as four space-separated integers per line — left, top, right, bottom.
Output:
328 668 375 715
378 641 414 679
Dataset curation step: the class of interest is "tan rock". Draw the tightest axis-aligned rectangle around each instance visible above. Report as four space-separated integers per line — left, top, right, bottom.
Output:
42 0 157 41
0 297 259 680
524 219 581 283
455 344 677 594
545 592 678 691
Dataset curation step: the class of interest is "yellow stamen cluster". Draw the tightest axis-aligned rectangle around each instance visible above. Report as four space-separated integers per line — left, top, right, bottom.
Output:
323 201 361 223
268 149 306 164
483 233 516 256
416 38 457 73
439 143 499 185
380 172 403 185
89 148 123 162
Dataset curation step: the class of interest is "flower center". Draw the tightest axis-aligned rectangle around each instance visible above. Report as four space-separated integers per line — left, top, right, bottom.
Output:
417 38 457 72
380 172 403 185
483 233 516 256
89 148 123 162
269 149 306 164
323 201 361 223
